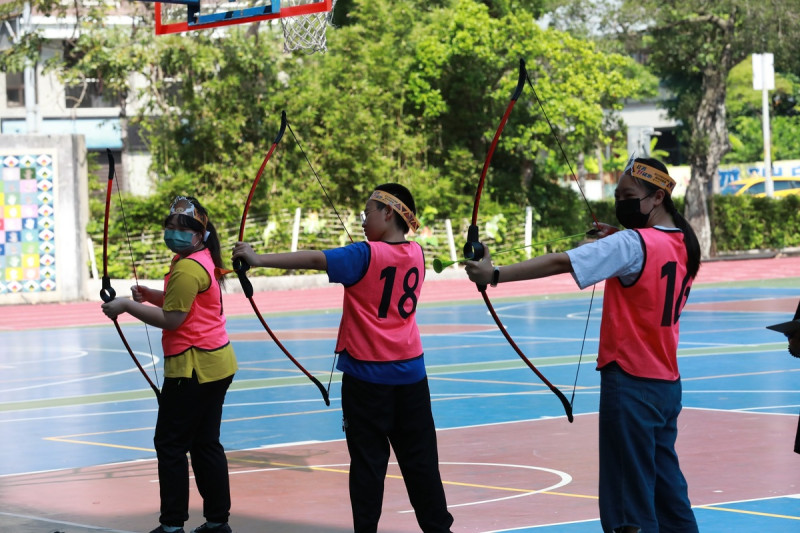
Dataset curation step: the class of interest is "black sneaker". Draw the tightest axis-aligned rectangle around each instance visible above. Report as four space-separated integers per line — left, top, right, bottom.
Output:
190 524 232 533
149 527 185 533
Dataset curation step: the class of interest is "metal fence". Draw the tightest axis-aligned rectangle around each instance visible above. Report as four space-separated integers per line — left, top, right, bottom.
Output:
90 207 562 280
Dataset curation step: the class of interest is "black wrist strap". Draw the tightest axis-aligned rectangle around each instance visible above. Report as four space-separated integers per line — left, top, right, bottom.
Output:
490 266 500 287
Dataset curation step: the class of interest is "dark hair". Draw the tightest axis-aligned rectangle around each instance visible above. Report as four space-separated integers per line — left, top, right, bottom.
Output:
373 183 416 234
164 196 227 287
633 158 701 278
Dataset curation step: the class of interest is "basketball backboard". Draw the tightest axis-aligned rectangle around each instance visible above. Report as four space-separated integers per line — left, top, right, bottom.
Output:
154 0 333 36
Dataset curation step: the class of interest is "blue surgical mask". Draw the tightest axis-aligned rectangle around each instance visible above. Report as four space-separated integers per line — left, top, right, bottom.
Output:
164 229 196 253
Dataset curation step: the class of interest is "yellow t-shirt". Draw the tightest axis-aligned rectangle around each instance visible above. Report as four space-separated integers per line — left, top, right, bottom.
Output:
162 256 238 383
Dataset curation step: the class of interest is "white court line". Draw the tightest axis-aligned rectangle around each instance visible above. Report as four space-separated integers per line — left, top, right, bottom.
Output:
1 348 160 394
401 462 571 511
0 510 136 532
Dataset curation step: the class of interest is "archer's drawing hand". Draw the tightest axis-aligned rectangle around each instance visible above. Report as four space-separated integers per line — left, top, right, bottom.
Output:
589 221 619 239
131 285 152 303
464 246 493 286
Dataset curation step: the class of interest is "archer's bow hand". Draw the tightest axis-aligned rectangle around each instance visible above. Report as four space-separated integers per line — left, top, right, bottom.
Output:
464 246 494 286
232 242 260 268
101 298 130 320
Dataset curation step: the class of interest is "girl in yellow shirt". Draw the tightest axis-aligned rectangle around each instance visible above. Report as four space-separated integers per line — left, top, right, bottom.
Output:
102 196 237 533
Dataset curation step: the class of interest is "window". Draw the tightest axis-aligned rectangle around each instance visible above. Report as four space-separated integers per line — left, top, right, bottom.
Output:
62 41 122 109
65 79 120 108
6 72 24 107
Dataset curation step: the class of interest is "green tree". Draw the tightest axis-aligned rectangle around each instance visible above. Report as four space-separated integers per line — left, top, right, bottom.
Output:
725 58 800 164
546 0 800 258
1 0 654 275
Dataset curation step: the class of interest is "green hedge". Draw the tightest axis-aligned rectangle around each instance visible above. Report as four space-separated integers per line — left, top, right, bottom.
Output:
711 194 800 252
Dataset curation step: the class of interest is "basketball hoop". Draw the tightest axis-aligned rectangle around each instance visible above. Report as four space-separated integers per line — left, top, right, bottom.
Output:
152 0 335 43
279 0 336 53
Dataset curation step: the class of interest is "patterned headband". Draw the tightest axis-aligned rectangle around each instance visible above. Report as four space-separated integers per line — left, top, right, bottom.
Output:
629 162 676 194
369 190 420 232
169 196 208 230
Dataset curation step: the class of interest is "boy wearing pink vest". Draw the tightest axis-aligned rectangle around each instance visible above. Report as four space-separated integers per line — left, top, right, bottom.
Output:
232 183 453 533
466 158 701 533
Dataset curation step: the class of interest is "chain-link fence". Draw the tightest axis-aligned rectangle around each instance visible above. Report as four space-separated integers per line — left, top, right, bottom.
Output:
91 207 579 280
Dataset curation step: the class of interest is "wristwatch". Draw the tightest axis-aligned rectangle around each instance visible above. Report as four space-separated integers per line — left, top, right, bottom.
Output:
490 266 500 287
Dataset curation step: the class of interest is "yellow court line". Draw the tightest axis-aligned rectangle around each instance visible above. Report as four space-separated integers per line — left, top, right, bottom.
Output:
234 367 311 373
47 426 153 439
222 407 332 423
46 407 332 443
43 436 154 453
696 505 800 520
236 459 597 500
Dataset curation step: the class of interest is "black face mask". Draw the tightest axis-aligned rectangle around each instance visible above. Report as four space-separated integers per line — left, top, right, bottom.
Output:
615 193 654 229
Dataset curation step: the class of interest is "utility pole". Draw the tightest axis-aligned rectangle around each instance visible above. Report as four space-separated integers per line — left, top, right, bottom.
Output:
22 2 40 133
753 53 775 197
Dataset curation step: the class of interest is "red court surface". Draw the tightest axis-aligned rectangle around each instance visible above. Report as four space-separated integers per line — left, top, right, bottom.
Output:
1 410 797 532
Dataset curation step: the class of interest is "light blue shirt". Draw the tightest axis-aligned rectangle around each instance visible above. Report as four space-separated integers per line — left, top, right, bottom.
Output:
566 229 646 288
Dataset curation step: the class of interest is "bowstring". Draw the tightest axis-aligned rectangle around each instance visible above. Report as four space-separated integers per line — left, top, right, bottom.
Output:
285 117 355 394
285 120 354 245
113 175 159 389
523 68 599 410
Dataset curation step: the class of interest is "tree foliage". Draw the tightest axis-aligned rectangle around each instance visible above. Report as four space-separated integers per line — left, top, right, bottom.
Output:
546 0 800 258
725 58 800 164
3 0 652 277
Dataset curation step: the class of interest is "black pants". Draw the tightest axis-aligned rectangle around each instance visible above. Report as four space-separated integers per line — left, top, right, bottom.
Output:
341 374 453 533
154 373 233 527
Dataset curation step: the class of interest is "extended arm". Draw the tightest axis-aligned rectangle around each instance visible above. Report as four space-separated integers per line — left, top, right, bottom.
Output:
465 248 573 287
232 242 328 271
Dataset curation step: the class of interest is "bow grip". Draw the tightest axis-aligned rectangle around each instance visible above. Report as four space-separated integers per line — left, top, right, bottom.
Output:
463 225 487 292
233 257 254 299
463 225 485 261
100 276 116 303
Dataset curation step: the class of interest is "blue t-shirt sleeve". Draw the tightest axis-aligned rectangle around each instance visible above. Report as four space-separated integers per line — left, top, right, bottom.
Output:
323 242 370 286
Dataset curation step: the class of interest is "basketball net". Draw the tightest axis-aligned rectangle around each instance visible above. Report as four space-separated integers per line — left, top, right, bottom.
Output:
280 0 336 53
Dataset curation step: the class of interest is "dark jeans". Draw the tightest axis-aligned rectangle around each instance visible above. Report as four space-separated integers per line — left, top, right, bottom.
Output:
341 374 454 533
599 364 698 533
154 373 233 527
795 413 800 454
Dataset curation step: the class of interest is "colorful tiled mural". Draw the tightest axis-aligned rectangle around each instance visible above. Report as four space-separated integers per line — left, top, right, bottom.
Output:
1 154 56 294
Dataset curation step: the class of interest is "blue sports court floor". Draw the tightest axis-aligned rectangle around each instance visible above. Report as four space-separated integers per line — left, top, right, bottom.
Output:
0 267 798 532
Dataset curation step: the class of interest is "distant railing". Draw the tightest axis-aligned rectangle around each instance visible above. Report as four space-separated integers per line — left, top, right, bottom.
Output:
90 207 564 280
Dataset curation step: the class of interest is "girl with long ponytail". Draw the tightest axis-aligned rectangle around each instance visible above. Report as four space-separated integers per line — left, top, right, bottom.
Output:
465 156 700 533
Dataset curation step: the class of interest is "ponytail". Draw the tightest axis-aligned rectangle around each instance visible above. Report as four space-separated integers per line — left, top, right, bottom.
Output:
664 197 701 278
202 219 227 289
634 158 702 279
